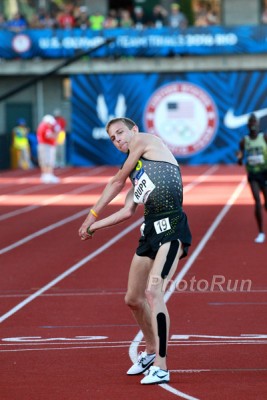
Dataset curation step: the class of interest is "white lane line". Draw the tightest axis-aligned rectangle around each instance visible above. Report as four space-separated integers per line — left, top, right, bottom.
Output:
0 164 214 222
2 340 266 348
0 209 88 255
0 165 218 253
0 167 103 197
0 344 134 353
0 168 72 198
160 385 200 400
0 166 218 320
0 341 143 347
129 175 247 400
0 184 128 255
183 165 218 194
0 183 103 223
0 292 128 298
171 368 267 373
0 167 107 221
1 341 266 354
171 334 267 340
0 218 143 323
165 176 247 304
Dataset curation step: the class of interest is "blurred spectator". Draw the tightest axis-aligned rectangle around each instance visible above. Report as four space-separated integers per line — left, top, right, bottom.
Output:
12 118 31 170
37 114 61 183
168 3 188 29
37 8 57 29
118 9 134 28
194 0 219 26
53 109 67 168
2 3 222 32
27 131 38 166
75 6 89 29
7 12 28 32
151 5 168 28
104 9 119 28
57 5 75 29
206 3 219 25
29 14 43 28
194 0 208 26
0 13 8 29
132 6 149 29
89 11 105 30
262 0 267 24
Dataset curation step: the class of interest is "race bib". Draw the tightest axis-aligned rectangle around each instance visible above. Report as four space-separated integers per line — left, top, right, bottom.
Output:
133 169 155 204
247 154 264 166
154 217 171 234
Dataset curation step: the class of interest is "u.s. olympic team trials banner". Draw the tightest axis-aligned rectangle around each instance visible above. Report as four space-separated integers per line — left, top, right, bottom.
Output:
2 25 267 59
71 71 267 166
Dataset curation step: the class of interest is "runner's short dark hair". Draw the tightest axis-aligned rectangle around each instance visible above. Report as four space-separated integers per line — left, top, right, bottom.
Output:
106 118 136 133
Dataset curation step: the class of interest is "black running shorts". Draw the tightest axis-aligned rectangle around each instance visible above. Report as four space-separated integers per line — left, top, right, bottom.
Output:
136 210 192 260
248 170 267 189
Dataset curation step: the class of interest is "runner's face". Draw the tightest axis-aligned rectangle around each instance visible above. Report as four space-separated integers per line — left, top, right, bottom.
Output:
248 119 258 137
108 121 136 153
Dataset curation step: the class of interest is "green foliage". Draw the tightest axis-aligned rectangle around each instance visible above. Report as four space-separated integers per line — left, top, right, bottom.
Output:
180 0 194 26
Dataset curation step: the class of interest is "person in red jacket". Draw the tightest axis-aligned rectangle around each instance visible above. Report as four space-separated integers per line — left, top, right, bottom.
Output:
53 109 67 167
37 114 61 183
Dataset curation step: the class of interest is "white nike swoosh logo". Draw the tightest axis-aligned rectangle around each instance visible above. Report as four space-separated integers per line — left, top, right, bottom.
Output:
224 108 267 129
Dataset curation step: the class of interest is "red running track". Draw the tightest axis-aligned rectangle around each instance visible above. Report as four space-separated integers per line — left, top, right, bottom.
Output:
0 165 267 400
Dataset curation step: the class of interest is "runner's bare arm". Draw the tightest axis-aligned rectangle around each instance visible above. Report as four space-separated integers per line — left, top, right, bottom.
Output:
79 135 146 238
89 188 137 234
237 138 245 165
94 135 147 212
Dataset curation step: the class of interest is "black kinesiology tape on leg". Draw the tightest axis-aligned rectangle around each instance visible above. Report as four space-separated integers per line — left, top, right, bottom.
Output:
161 240 179 279
157 312 167 358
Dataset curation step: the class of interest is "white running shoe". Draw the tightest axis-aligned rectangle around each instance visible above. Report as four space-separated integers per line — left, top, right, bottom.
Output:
40 173 60 184
48 174 60 183
127 351 156 375
141 366 170 385
40 173 51 183
254 233 265 243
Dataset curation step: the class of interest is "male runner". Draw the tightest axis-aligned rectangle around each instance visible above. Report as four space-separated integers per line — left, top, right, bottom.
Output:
79 117 192 384
237 113 267 243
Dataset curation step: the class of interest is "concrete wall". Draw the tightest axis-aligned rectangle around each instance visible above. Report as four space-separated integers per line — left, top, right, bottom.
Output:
0 76 71 135
84 0 108 15
223 0 261 25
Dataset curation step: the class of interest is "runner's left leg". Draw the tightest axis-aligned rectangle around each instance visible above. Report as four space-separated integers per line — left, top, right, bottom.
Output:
146 240 183 370
125 253 155 354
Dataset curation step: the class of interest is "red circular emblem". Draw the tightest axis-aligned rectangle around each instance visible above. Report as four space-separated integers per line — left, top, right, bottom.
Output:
144 82 218 156
12 34 31 53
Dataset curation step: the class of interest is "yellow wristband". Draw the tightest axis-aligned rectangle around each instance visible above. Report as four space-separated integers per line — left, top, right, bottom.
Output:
90 209 98 218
